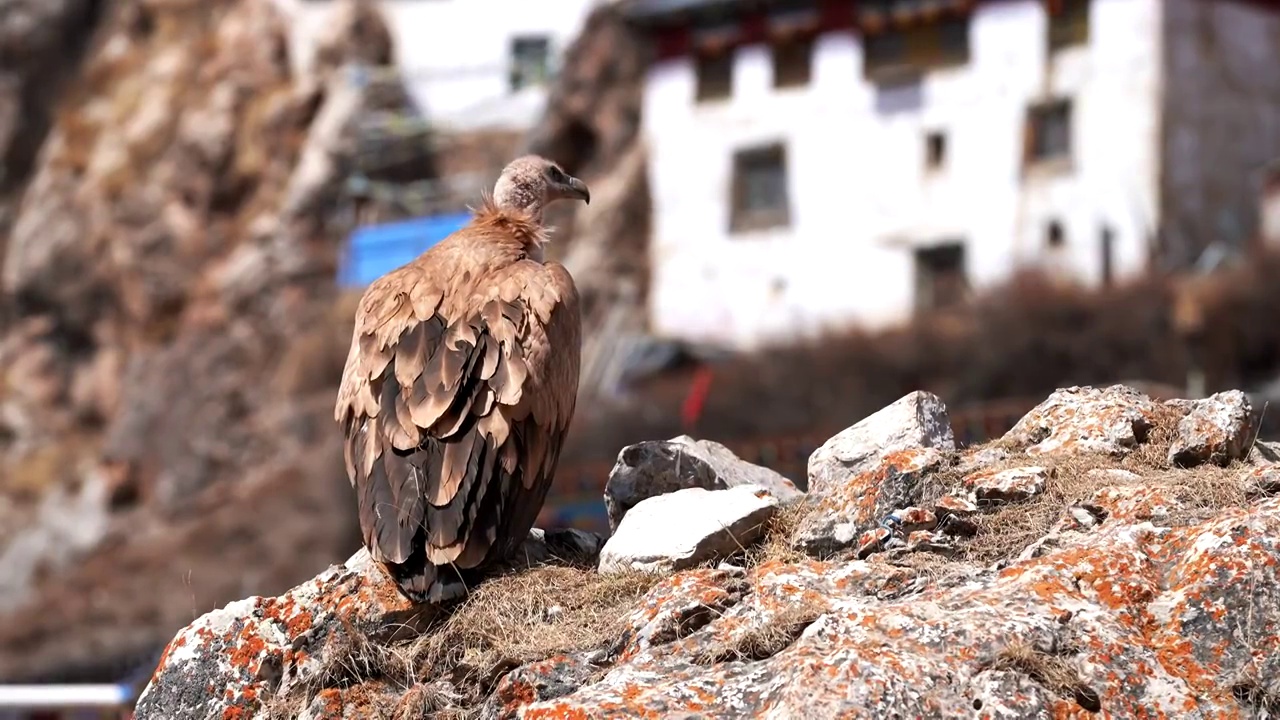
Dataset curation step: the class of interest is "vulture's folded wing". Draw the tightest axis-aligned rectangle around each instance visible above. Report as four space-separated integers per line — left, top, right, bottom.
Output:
334 259 580 577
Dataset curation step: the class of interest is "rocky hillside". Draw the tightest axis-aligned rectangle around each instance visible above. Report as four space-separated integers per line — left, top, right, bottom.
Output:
0 0 411 682
0 0 652 683
136 384 1280 718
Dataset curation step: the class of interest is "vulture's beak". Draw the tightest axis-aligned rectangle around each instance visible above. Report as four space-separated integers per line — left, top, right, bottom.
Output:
566 176 591 205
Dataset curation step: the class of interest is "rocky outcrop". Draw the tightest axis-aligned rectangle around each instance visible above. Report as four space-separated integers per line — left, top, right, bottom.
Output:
0 0 104 240
0 0 406 682
137 384 1280 718
0 0 656 684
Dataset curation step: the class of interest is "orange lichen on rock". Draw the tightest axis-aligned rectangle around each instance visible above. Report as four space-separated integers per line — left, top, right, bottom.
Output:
135 386 1280 719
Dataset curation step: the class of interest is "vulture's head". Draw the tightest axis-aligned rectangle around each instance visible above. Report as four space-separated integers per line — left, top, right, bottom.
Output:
492 155 591 217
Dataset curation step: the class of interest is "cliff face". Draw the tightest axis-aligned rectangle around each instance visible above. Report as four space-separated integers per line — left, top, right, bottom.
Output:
0 0 105 243
135 384 1280 719
0 0 407 682
0 0 652 684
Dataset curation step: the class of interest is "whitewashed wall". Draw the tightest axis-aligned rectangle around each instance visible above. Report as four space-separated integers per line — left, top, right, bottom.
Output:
276 0 599 130
643 0 1161 351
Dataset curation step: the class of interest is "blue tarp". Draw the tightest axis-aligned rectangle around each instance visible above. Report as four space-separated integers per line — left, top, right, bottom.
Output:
338 211 473 289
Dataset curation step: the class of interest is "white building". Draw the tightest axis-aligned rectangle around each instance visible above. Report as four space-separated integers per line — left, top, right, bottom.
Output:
624 0 1280 351
278 0 602 131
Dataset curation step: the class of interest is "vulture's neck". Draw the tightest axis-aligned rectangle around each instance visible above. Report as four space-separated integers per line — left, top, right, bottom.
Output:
493 186 545 225
474 195 550 262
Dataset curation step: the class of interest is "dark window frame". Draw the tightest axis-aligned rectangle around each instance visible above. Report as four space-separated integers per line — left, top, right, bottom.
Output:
1047 0 1091 54
914 242 969 312
695 50 734 103
730 143 792 234
925 130 947 171
772 35 814 89
508 35 551 92
862 15 971 82
1024 98 1074 169
1046 219 1067 248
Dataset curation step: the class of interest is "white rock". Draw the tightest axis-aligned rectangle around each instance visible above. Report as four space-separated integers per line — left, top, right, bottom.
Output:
965 466 1050 503
598 485 779 575
806 391 954 496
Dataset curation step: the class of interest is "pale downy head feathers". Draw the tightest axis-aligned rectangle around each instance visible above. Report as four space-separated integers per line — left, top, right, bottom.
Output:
491 155 591 219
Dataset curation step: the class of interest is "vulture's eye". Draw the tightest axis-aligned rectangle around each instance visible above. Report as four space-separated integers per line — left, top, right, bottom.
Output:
548 166 565 182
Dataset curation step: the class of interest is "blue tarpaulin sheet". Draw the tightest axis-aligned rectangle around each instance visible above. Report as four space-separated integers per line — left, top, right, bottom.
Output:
338 211 473 288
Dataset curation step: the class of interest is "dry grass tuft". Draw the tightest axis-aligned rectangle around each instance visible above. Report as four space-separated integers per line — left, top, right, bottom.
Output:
402 565 660 702
265 564 660 718
1229 670 1280 717
920 404 1251 565
882 549 985 590
1127 401 1185 469
691 598 827 665
747 500 818 567
990 641 1100 712
957 458 1250 564
950 453 1127 564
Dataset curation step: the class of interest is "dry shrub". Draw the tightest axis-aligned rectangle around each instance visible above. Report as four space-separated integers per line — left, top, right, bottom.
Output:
401 565 659 704
989 640 1100 712
747 500 816 567
2 442 81 498
563 252 1280 467
265 564 659 718
1230 669 1280 717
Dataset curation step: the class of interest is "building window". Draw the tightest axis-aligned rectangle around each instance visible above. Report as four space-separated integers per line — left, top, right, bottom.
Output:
772 36 813 88
914 242 968 312
1025 99 1073 166
1046 219 1066 248
862 16 970 81
925 130 947 171
695 51 733 102
1047 0 1090 53
730 143 790 233
1099 224 1114 286
509 36 550 91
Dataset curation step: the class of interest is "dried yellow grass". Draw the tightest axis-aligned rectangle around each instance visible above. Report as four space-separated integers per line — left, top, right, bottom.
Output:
989 640 1101 711
404 564 660 682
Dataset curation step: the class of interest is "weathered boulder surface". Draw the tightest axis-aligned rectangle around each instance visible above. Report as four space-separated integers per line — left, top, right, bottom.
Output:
1167 389 1255 468
603 435 803 532
136 385 1280 719
136 528 605 720
793 390 954 556
1003 384 1167 456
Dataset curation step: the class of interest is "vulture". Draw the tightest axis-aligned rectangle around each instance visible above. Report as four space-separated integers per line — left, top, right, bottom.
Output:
334 155 590 603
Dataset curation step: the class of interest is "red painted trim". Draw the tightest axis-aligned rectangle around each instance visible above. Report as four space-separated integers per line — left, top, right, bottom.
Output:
639 0 1280 65
680 366 715 429
818 0 857 30
654 25 691 60
741 10 769 44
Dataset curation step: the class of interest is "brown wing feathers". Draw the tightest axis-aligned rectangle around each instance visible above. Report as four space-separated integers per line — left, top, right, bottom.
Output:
335 172 584 603
336 263 573 601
